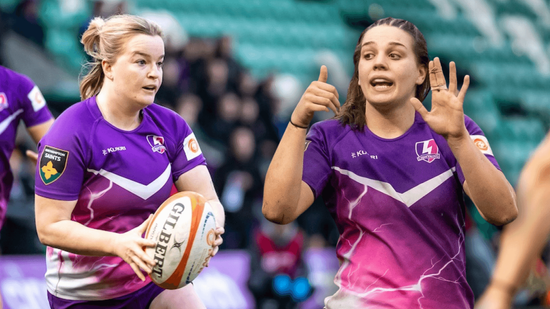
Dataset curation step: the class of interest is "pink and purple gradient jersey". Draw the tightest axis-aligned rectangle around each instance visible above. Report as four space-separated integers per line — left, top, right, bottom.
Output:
35 96 206 301
0 66 53 230
303 113 498 309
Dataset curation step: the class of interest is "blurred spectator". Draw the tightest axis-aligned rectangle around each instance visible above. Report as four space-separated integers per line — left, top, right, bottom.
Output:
206 92 241 146
215 127 262 249
12 0 44 47
155 56 182 108
215 35 242 92
175 93 225 170
248 219 313 309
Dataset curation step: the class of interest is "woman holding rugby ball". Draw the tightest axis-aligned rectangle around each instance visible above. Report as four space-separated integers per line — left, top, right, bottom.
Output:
34 14 224 309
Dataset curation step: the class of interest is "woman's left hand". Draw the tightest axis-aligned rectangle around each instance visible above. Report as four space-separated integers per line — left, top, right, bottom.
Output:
206 226 224 266
410 57 470 141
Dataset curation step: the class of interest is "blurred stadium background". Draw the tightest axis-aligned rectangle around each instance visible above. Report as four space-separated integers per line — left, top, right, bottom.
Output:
1 0 550 308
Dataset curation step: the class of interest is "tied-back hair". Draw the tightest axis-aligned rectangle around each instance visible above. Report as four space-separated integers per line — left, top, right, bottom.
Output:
337 17 430 130
79 14 164 100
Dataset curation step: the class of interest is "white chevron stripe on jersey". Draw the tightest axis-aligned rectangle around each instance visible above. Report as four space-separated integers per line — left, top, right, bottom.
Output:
87 164 171 200
332 166 457 207
0 109 24 135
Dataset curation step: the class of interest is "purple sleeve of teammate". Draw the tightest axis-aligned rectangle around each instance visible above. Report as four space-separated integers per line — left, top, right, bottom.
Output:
456 115 501 185
17 73 53 127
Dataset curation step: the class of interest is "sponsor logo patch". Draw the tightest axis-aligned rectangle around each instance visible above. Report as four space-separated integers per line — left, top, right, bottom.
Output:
0 93 8 112
415 139 440 163
39 146 69 185
147 135 166 154
28 86 46 112
183 133 202 160
471 135 494 156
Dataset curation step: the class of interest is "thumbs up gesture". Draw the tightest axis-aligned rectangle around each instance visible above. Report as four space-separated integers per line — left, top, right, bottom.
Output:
290 65 340 128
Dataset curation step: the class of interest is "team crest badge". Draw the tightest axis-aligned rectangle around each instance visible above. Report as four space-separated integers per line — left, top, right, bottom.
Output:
39 146 69 185
147 135 166 154
0 93 8 112
415 139 440 163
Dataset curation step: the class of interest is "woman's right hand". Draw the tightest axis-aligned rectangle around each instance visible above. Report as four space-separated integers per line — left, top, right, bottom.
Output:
110 215 157 281
290 65 340 127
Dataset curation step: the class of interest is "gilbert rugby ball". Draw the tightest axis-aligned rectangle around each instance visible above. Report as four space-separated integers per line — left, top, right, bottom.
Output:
145 191 217 289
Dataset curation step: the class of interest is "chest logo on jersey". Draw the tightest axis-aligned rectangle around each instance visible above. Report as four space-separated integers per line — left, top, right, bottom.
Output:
39 146 69 185
415 139 440 163
0 93 7 112
102 146 127 155
147 135 166 154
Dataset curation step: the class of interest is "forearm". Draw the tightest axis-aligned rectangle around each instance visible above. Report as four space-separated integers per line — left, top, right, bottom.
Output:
492 153 550 290
263 123 307 223
208 199 225 228
447 133 517 225
37 219 117 256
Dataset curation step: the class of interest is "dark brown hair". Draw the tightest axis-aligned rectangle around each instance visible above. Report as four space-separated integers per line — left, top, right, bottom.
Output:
337 17 430 130
79 14 164 100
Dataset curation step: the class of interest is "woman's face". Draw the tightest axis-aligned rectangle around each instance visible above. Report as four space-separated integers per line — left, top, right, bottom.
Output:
357 25 426 108
106 34 165 108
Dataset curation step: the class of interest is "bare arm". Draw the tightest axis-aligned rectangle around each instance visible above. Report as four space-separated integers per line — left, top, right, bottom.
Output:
175 165 225 228
455 138 517 226
475 134 550 308
26 118 54 164
35 195 156 280
263 66 339 224
411 58 517 226
27 118 54 143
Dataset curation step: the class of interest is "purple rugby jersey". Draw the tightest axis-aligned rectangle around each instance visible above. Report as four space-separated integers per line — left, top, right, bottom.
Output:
35 96 206 301
303 112 498 309
0 66 53 230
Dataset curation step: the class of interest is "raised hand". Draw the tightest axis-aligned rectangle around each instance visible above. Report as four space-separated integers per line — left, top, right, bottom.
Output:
290 65 340 128
410 57 470 141
111 215 157 281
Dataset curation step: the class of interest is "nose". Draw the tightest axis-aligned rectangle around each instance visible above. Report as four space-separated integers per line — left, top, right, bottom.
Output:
148 64 161 79
373 54 388 70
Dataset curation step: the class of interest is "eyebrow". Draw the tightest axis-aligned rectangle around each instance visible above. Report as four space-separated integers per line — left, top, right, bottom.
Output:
131 51 165 60
361 41 407 49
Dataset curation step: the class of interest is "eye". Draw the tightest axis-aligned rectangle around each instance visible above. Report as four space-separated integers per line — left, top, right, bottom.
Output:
157 61 164 67
389 53 401 59
363 53 375 60
136 59 146 65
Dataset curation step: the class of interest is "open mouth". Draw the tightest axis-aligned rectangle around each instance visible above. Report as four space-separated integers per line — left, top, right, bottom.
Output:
370 78 394 90
143 86 157 92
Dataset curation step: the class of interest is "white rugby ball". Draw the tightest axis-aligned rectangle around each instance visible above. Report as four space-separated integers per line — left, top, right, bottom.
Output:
145 191 217 289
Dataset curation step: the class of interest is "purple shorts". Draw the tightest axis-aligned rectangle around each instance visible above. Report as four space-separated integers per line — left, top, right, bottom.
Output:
47 282 164 309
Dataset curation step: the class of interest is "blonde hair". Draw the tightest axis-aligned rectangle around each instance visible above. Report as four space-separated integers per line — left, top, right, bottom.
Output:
79 14 164 100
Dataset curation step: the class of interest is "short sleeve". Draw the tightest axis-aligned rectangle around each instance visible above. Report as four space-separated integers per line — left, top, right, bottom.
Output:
171 119 207 181
456 115 501 184
35 111 87 201
302 123 332 198
17 75 53 128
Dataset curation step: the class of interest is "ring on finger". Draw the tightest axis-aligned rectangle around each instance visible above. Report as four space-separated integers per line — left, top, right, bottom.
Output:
432 84 447 91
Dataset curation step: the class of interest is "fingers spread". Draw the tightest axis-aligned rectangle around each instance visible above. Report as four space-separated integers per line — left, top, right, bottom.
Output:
410 98 429 119
429 57 447 89
458 75 470 102
129 262 145 281
449 61 457 95
131 255 152 274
